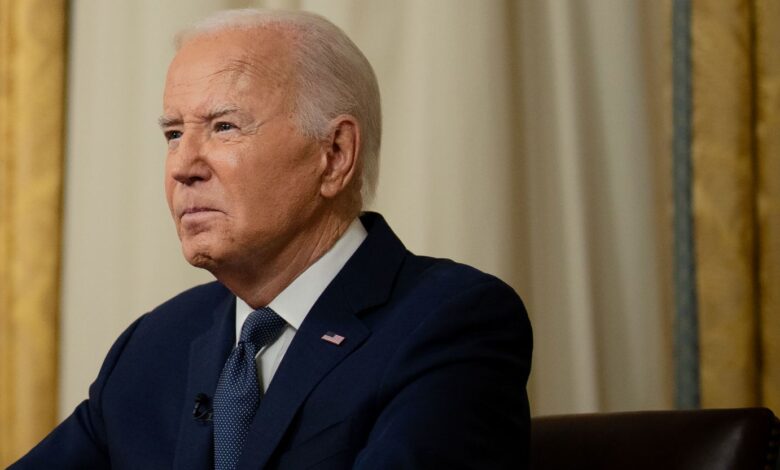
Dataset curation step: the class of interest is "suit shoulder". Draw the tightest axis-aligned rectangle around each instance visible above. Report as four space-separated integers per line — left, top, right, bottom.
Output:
402 253 521 301
389 252 529 341
144 281 232 325
153 280 230 309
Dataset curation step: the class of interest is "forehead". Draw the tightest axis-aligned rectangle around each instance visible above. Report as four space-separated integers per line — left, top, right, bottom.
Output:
163 28 296 106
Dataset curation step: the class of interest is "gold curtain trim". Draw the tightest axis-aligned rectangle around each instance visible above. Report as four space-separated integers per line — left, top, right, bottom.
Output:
756 0 780 411
692 0 759 407
0 0 66 465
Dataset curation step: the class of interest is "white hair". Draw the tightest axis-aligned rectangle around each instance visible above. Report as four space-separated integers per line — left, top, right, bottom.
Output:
175 9 382 205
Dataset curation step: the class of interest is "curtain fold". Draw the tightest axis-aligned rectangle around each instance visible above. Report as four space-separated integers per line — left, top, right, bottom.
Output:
0 0 67 465
692 0 758 408
691 0 779 408
755 0 780 411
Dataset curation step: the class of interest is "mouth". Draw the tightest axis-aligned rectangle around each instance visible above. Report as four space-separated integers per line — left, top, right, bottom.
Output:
179 206 224 221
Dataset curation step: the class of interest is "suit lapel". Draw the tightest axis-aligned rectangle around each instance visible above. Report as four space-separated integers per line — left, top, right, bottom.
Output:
238 295 369 470
237 213 407 470
173 293 236 470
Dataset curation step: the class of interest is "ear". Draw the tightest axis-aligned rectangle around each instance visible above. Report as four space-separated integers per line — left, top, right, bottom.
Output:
320 115 360 199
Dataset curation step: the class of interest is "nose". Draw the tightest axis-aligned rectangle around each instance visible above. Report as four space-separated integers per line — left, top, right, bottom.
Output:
167 131 212 186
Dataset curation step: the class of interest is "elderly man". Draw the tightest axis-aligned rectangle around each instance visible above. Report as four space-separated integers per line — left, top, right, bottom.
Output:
13 9 531 470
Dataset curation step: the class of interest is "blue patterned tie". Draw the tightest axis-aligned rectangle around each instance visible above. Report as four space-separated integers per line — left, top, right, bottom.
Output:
213 307 286 470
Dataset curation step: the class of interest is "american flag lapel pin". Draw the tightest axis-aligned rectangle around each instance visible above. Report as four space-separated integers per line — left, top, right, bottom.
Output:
321 331 345 346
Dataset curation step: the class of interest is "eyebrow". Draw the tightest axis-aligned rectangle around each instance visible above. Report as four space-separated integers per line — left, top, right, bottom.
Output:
158 105 242 129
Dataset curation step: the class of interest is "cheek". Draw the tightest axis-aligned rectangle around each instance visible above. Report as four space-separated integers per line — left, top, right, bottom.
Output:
221 135 321 219
163 168 176 212
164 187 186 241
221 148 242 169
163 182 173 207
265 163 323 220
228 169 290 227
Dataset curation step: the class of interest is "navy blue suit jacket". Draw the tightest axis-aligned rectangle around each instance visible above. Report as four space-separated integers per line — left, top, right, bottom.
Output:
12 213 532 469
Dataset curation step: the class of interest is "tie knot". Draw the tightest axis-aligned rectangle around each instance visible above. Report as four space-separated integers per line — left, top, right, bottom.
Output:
239 306 286 351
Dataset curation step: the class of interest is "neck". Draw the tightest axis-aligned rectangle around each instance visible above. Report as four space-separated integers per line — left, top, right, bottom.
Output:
215 209 355 309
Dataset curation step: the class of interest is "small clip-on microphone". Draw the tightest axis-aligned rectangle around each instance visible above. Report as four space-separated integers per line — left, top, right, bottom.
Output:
192 393 213 422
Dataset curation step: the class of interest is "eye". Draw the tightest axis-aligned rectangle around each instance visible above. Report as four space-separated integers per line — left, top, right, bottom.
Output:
164 130 182 141
214 122 236 132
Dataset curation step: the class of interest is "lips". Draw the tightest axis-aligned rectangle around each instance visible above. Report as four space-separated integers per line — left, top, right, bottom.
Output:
181 206 219 217
178 206 225 225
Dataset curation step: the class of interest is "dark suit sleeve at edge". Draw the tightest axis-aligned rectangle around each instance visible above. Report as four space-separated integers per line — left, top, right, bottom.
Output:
9 314 148 470
353 277 533 470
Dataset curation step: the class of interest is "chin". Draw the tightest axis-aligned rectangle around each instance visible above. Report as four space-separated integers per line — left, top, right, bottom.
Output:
181 242 220 272
187 253 219 271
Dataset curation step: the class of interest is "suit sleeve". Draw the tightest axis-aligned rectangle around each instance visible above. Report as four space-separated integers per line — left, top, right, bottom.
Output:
353 278 533 469
9 315 146 470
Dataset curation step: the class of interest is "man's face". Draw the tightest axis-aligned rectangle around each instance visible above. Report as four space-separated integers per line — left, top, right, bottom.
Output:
162 29 324 273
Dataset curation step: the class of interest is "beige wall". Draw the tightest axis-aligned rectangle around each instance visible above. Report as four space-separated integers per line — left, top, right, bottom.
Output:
61 0 671 418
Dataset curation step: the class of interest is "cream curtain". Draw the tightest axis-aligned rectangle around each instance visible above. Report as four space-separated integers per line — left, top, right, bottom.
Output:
0 0 66 465
61 0 671 418
517 0 671 413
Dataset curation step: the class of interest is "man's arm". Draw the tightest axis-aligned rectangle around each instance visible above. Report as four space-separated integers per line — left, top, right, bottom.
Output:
354 278 533 469
10 315 146 469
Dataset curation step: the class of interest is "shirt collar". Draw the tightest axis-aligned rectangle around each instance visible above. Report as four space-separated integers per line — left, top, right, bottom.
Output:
235 218 368 332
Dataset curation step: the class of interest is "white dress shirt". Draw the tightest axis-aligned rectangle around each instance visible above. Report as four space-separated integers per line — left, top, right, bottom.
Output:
234 218 367 392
